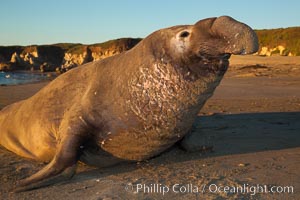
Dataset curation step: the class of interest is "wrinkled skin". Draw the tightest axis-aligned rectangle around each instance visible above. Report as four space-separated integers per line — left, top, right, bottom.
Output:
0 16 258 191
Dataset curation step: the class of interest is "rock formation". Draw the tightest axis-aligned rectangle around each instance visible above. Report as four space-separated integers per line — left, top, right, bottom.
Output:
258 45 292 56
61 38 141 70
61 46 92 70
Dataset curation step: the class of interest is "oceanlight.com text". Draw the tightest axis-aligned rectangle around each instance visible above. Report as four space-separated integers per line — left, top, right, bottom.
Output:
125 183 294 196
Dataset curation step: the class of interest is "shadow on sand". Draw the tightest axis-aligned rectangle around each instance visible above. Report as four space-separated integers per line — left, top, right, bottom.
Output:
182 111 300 156
71 111 300 182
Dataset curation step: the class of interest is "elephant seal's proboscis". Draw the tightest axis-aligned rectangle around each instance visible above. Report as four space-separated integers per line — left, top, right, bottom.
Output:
0 16 258 191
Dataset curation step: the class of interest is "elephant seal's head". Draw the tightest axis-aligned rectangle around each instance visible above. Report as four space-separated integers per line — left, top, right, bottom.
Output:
145 16 258 77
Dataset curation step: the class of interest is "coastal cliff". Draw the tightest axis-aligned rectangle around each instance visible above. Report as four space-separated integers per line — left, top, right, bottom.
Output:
0 38 141 72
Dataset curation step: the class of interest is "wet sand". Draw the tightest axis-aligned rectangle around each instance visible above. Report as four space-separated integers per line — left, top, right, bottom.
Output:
0 55 299 199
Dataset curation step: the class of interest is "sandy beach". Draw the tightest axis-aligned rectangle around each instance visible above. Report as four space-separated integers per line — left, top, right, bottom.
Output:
0 55 299 199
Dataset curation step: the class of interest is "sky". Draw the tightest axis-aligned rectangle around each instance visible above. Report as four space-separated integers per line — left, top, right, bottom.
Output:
0 0 299 46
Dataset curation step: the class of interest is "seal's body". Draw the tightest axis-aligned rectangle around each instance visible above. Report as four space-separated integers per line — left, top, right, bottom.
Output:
0 16 258 190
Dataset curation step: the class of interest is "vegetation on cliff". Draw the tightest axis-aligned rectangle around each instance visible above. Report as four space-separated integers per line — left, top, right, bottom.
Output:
255 27 300 56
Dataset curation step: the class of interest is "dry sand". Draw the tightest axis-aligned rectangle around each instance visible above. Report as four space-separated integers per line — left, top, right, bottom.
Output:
0 55 299 200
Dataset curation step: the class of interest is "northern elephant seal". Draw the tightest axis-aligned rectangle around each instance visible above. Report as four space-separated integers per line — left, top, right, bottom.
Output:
0 16 258 190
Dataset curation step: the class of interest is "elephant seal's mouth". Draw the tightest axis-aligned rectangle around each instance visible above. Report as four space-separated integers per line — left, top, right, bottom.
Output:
198 53 231 63
189 53 231 76
211 53 231 72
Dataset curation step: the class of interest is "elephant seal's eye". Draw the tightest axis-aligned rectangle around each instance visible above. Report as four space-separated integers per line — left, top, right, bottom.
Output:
179 31 190 38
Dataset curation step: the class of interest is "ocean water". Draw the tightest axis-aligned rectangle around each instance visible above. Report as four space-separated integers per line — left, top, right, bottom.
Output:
0 71 51 85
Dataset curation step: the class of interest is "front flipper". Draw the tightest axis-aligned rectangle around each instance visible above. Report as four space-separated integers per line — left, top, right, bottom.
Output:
179 125 214 152
15 131 85 192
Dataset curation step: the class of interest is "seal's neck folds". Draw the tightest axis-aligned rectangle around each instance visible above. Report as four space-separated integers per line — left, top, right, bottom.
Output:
127 59 224 131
